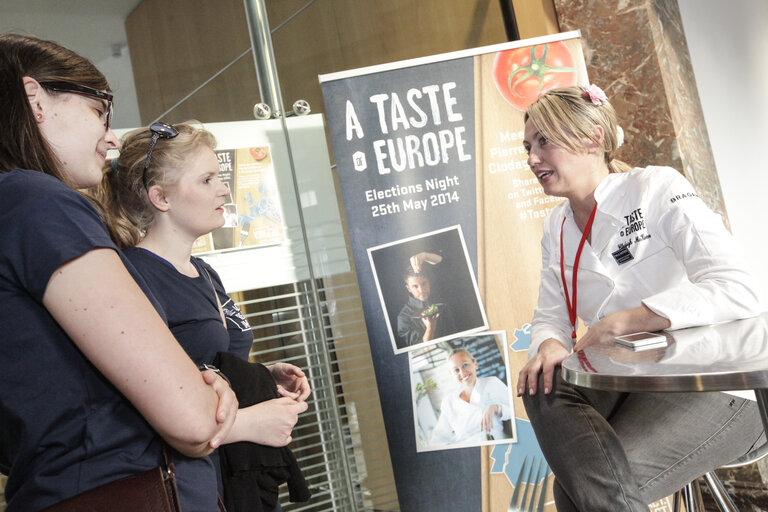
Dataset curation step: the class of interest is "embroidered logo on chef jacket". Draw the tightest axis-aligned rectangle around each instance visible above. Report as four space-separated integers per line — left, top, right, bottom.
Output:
619 208 646 237
611 245 634 265
613 207 651 265
669 192 698 203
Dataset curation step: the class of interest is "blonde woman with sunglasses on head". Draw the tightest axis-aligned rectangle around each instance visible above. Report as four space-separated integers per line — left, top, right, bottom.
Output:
96 122 311 512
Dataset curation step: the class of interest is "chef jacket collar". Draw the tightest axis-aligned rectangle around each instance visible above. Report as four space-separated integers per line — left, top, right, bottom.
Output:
593 169 636 220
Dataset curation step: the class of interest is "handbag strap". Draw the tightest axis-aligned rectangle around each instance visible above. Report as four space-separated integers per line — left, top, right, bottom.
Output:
162 445 175 480
201 265 227 328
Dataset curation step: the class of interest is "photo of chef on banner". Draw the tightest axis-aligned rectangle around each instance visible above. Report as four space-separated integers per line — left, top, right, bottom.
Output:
409 332 515 452
368 226 488 354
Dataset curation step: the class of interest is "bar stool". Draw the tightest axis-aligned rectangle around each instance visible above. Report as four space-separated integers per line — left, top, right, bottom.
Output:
673 441 768 512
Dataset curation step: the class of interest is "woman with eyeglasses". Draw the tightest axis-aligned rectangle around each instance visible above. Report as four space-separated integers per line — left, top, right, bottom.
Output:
0 33 239 511
95 122 311 512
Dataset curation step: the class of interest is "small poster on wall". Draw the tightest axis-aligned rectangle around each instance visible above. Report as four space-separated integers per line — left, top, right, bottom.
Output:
192 145 285 254
367 225 488 354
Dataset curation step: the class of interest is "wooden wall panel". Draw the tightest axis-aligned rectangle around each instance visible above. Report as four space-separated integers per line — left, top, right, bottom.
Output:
125 0 558 125
511 0 560 39
126 0 255 124
126 0 514 125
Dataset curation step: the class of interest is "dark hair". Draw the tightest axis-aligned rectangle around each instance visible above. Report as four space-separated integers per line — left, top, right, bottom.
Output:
93 122 216 248
0 33 109 182
402 265 433 285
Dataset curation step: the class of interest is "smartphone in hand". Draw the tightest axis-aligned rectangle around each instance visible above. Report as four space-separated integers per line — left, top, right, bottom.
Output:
615 332 668 351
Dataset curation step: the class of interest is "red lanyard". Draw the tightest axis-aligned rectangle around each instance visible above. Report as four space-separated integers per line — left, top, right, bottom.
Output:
559 203 598 340
578 350 597 372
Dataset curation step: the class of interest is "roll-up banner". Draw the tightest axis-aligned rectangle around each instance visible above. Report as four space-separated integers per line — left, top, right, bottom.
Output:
320 31 590 511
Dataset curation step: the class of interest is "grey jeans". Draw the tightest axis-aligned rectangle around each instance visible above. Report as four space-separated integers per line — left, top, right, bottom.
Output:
523 366 765 512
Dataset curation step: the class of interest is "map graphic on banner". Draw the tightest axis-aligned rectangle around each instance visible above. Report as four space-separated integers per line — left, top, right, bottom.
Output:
320 31 590 512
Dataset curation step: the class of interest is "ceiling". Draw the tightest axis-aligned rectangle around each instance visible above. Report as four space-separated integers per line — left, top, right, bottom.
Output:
1 0 145 127
1 0 142 63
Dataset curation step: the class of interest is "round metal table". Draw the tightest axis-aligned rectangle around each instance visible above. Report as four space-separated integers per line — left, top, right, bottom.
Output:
562 312 768 433
561 312 768 512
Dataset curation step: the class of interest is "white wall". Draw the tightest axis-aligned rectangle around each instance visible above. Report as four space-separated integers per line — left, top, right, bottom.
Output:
95 48 142 129
679 0 768 309
0 2 142 130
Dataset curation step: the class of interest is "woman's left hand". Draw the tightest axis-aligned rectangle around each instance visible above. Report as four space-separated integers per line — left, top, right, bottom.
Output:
573 306 671 352
572 317 621 352
269 363 312 401
480 404 499 433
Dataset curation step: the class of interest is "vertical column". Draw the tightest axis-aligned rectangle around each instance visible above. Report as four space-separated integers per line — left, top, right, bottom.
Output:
243 0 284 117
553 0 728 219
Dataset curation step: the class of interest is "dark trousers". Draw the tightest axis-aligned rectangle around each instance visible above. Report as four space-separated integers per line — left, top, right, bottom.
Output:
523 367 764 512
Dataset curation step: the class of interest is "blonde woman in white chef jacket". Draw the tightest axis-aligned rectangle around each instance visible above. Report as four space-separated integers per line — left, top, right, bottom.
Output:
429 347 511 446
516 85 763 512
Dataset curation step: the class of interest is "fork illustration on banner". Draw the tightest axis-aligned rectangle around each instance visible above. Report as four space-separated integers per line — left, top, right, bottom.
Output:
508 455 549 512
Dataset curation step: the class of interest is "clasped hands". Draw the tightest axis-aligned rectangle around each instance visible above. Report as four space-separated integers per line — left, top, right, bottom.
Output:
203 362 312 449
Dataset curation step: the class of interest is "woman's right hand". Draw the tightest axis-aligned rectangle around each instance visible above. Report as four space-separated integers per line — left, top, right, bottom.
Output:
269 363 312 401
227 397 309 447
201 370 238 449
480 404 500 433
516 338 570 396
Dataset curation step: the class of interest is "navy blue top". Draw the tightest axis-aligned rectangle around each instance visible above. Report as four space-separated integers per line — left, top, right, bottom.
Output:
123 247 252 364
0 169 176 510
124 246 253 502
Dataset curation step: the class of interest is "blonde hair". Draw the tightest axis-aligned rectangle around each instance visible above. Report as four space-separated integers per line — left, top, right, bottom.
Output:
449 347 475 362
93 122 216 248
524 86 630 173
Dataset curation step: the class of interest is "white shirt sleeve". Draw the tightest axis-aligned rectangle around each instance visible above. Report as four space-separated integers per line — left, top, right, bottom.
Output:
530 212 575 358
641 168 761 328
483 376 512 420
429 397 456 445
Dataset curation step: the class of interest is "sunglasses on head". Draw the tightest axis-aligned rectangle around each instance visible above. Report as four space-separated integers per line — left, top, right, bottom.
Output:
142 122 179 190
40 81 114 130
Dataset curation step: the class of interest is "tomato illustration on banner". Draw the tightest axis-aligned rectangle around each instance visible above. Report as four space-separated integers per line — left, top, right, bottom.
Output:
249 146 268 161
492 41 577 111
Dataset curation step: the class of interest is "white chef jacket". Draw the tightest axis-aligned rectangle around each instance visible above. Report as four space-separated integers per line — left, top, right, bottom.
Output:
430 376 512 446
530 166 761 359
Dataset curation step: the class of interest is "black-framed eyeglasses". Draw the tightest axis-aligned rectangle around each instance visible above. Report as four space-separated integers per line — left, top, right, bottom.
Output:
40 81 114 130
142 122 179 190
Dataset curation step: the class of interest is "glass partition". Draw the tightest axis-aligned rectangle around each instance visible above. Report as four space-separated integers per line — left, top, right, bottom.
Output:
0 1 514 510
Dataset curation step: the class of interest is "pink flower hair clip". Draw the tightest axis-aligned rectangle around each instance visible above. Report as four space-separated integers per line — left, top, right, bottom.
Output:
582 84 608 105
